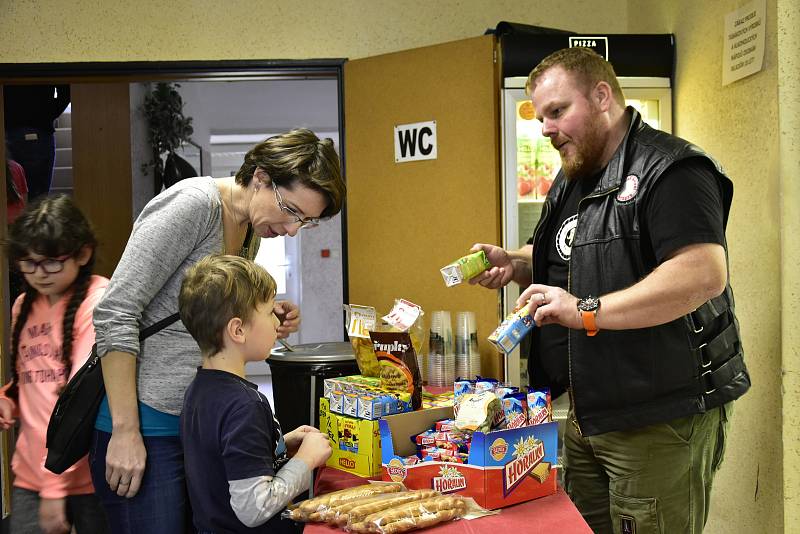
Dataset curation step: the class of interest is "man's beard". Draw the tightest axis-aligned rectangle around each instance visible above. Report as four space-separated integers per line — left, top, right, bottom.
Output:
558 114 606 180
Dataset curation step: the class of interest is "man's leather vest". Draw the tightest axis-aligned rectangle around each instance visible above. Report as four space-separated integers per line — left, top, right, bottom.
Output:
528 108 750 436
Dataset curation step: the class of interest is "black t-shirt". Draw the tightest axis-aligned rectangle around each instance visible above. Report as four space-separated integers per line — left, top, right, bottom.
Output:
181 368 289 534
533 158 727 388
536 172 601 387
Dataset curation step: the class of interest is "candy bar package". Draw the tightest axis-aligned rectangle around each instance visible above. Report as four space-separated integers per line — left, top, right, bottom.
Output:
369 331 422 410
527 389 552 426
440 250 492 287
502 392 528 429
488 304 535 354
345 304 381 377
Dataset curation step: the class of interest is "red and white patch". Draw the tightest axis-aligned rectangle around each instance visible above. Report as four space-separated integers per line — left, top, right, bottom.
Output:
616 175 639 203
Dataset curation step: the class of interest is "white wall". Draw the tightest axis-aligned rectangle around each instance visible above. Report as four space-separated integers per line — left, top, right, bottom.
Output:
170 79 345 346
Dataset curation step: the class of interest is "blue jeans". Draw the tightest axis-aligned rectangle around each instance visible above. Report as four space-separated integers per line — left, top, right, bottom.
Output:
10 486 109 533
89 430 194 534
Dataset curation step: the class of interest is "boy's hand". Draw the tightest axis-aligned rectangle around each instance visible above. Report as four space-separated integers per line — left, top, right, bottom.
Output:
39 497 71 534
294 431 332 470
284 425 321 456
273 301 300 339
0 398 16 430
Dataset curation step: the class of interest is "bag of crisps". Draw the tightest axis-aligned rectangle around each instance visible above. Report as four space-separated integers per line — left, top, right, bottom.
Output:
369 331 422 411
344 304 380 377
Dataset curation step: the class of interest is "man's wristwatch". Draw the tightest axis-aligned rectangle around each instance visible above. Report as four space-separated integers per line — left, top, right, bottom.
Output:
577 296 601 336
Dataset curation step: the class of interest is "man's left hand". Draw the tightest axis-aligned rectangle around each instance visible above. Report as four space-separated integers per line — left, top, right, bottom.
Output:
273 300 301 339
518 284 582 330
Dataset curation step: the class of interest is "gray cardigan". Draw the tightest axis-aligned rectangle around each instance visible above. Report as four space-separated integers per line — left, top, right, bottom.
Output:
93 177 224 415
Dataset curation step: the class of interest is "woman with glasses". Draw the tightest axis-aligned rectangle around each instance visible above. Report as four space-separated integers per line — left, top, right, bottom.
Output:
89 128 346 534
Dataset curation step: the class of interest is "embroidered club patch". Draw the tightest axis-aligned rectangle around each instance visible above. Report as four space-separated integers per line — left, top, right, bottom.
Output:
555 214 578 261
616 174 639 203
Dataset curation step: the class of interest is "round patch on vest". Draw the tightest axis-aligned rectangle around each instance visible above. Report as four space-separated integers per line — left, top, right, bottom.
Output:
616 174 639 203
555 214 578 261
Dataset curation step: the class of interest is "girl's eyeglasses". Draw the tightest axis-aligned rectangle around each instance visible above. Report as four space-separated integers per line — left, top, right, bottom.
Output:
17 255 72 274
270 182 320 229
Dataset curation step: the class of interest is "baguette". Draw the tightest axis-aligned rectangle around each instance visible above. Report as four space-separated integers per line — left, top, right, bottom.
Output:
289 483 403 521
337 490 439 527
381 509 459 534
318 492 411 524
350 496 466 533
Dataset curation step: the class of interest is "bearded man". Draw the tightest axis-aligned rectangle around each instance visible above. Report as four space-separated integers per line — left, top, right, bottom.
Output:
470 47 749 533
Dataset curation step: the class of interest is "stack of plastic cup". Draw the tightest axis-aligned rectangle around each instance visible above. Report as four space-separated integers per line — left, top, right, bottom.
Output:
455 311 481 380
428 311 455 387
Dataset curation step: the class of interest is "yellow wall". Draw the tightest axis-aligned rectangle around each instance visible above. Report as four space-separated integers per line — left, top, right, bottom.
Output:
0 0 627 62
777 0 800 529
629 0 788 532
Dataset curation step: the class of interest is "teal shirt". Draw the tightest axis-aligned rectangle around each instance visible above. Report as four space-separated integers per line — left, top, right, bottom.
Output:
95 395 179 436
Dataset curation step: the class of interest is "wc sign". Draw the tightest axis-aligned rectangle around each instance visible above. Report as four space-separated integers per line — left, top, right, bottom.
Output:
394 120 437 163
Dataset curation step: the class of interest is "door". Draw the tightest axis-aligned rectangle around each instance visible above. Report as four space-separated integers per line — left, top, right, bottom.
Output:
71 83 134 278
344 35 505 379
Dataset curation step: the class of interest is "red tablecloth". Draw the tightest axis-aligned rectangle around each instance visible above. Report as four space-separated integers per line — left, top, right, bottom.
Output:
303 467 592 533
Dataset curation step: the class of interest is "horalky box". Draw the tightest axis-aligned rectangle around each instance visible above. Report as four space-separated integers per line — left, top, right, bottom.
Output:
379 406 558 509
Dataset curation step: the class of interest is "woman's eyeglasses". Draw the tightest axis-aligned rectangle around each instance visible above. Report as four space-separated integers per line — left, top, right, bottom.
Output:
17 255 72 274
271 182 320 229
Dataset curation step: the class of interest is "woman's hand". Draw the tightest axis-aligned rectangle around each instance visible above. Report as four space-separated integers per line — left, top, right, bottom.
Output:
273 300 300 339
39 497 70 534
105 428 147 498
284 425 321 456
0 398 16 430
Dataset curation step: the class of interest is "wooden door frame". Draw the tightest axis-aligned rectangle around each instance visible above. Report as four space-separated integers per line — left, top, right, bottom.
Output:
0 56 350 382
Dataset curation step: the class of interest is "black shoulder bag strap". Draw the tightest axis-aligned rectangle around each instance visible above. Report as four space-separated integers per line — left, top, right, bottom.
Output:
140 313 182 340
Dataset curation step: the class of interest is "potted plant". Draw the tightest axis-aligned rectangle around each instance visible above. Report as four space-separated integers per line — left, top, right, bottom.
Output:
142 82 197 191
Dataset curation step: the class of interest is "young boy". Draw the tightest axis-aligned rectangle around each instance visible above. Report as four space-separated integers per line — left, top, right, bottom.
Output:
179 254 331 533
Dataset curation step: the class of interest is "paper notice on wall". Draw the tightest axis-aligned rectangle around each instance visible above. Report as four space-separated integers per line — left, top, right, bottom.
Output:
722 0 766 86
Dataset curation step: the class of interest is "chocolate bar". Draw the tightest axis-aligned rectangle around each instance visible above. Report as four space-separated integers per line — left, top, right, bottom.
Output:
530 461 551 483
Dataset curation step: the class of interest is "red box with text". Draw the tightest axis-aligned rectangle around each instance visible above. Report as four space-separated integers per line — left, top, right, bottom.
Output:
379 407 558 509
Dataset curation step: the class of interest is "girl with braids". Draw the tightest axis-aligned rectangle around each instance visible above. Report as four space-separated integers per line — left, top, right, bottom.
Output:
0 194 110 534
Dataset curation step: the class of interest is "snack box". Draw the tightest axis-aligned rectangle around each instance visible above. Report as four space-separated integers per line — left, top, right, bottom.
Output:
379 406 558 509
325 375 413 420
319 397 382 477
440 250 491 287
324 375 382 397
488 305 535 354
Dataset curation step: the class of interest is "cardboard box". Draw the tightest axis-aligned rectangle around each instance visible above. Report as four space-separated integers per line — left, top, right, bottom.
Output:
379 406 558 509
324 376 412 420
319 397 382 477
